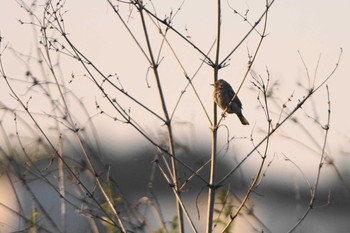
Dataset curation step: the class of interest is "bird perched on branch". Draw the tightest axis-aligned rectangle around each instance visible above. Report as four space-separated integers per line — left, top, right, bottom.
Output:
212 79 249 125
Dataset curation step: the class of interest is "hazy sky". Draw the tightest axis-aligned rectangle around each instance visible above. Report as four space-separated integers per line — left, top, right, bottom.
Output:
1 0 349 177
1 2 350 233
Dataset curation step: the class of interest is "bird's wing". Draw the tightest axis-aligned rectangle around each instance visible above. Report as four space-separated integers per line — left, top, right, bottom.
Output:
229 89 243 108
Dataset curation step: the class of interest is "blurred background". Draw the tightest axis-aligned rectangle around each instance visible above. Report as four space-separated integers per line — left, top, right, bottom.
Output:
0 0 349 232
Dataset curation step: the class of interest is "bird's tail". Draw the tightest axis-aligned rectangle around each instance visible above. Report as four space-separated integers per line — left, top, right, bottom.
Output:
237 114 249 125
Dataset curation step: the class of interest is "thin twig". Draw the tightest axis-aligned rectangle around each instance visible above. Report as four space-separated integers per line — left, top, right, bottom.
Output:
136 1 214 66
43 0 208 187
217 0 270 126
217 48 342 186
287 85 331 233
220 0 275 66
136 1 184 231
145 11 213 124
221 49 272 231
155 160 198 233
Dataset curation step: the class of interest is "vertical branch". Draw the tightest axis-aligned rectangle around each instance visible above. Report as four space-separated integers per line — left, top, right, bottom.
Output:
287 86 331 233
222 75 272 232
206 1 222 232
217 0 270 126
136 1 184 232
45 2 128 230
57 135 66 233
1 59 123 231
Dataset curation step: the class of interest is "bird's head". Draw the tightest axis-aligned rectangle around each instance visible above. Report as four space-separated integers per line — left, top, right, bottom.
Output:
211 79 228 90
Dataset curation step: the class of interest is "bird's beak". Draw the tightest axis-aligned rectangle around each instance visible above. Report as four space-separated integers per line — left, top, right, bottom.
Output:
210 84 214 86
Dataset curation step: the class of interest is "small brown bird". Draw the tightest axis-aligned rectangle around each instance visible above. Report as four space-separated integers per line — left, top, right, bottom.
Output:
212 79 249 125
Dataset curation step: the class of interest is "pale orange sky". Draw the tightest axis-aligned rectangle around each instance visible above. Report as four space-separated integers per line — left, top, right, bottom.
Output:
0 0 349 177
0 2 350 232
